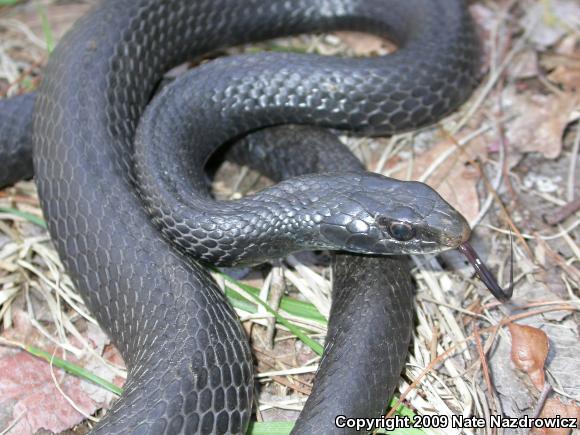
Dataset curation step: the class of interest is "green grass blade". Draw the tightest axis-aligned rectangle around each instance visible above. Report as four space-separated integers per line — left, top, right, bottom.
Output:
224 286 260 313
247 421 294 434
25 344 123 396
35 2 54 53
220 273 327 325
245 45 309 54
216 271 324 355
0 206 47 228
277 294 327 325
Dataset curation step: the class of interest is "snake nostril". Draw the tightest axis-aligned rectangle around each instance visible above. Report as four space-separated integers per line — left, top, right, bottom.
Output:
376 216 389 233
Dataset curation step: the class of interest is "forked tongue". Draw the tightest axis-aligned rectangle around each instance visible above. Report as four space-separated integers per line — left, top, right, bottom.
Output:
458 240 514 302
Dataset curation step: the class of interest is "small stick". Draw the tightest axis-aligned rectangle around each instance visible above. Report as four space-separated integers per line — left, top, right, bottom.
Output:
472 306 498 416
543 198 580 226
531 382 553 420
265 264 285 349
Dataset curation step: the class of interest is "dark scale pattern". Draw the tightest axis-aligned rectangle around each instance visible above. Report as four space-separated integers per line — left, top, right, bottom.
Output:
227 128 416 434
0 0 479 433
0 94 35 186
133 0 479 266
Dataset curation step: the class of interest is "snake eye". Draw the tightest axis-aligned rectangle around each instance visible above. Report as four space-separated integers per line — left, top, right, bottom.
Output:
388 221 415 241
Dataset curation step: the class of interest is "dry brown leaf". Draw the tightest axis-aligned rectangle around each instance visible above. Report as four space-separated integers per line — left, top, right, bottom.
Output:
544 34 580 91
390 134 488 222
506 92 579 159
521 0 580 49
548 66 580 92
532 398 580 435
0 310 115 434
0 346 98 434
555 35 579 57
509 50 539 79
508 323 549 390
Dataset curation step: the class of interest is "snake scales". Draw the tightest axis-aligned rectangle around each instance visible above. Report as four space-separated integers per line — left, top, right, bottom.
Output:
0 0 483 433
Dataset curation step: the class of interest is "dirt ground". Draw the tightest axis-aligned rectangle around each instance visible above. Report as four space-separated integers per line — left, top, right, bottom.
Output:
0 0 578 434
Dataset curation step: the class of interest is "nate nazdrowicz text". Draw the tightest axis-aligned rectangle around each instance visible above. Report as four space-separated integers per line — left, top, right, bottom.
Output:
334 414 578 431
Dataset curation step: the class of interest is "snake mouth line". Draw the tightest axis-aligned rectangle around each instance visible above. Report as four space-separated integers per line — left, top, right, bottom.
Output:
458 241 514 302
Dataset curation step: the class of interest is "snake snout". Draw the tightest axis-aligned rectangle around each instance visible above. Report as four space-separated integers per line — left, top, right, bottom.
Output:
438 213 471 248
427 202 472 249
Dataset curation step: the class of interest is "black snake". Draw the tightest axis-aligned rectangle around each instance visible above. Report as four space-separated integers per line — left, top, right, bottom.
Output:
0 0 509 433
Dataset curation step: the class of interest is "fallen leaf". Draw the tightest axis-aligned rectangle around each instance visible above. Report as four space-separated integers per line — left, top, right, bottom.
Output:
542 33 580 91
508 323 549 390
469 3 495 37
521 0 580 48
81 325 126 406
0 310 117 434
548 65 580 92
509 50 539 79
532 398 580 435
505 91 579 159
556 34 579 57
0 346 97 434
389 133 488 222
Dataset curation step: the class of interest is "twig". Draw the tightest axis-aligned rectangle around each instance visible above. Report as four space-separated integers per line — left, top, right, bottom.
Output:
534 236 580 285
567 125 580 202
0 410 26 435
530 382 553 420
266 264 285 349
472 306 498 417
484 219 580 241
475 158 534 260
543 198 580 226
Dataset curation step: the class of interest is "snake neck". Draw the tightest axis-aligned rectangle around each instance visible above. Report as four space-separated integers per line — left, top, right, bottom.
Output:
145 172 375 266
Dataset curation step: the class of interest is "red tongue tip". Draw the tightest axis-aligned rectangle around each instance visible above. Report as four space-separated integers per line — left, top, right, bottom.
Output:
458 241 513 303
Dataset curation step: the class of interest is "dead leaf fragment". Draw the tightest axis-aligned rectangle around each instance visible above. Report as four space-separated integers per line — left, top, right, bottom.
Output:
0 310 119 434
542 34 580 91
510 50 539 79
521 0 580 48
390 134 488 222
508 323 549 390
469 3 497 69
506 92 579 159
532 398 580 435
0 347 98 434
548 65 580 92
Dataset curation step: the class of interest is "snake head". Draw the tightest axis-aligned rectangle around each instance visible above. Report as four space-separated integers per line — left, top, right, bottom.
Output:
317 172 471 255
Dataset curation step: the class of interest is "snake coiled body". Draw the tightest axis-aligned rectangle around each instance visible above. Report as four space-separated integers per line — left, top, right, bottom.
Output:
0 0 480 433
